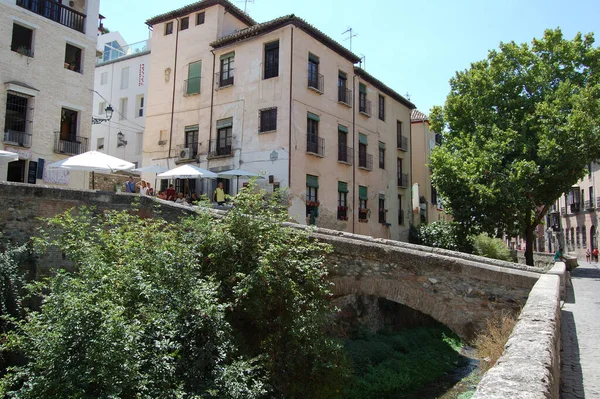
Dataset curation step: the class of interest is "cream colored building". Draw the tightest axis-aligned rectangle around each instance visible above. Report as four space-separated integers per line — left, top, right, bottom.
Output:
0 0 100 188
143 0 415 240
410 109 448 224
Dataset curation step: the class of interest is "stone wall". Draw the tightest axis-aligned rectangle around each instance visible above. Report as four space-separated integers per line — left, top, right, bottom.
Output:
89 171 133 192
472 272 562 399
512 250 578 271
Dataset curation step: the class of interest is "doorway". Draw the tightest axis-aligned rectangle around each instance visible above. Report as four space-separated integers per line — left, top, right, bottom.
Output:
7 160 26 182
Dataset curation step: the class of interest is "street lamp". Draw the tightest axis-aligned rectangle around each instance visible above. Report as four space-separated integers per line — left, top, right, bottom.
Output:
92 104 114 124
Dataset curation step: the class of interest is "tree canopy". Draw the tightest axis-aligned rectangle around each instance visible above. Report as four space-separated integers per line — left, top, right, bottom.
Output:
429 28 600 264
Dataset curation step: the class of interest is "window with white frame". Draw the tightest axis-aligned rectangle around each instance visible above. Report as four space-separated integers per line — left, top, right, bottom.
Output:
119 97 127 120
97 137 104 150
98 101 105 115
136 95 144 117
120 67 129 90
100 71 108 85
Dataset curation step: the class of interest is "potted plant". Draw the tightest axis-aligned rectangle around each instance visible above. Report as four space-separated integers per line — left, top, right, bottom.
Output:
64 62 70 69
16 46 31 57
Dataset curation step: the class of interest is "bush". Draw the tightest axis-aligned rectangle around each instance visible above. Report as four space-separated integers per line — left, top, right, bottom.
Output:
415 220 474 253
472 311 517 371
472 233 512 261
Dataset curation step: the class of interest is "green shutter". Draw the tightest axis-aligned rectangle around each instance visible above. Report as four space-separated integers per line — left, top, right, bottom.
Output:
338 124 348 133
216 117 233 129
379 141 386 150
307 112 320 122
359 133 368 145
359 186 368 200
308 52 320 64
338 181 348 193
188 61 201 78
185 125 199 132
306 174 319 188
220 51 235 60
359 83 366 94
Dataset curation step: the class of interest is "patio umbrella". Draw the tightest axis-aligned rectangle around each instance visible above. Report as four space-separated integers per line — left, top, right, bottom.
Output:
158 165 217 198
133 165 169 193
0 150 19 163
217 169 264 193
47 150 135 189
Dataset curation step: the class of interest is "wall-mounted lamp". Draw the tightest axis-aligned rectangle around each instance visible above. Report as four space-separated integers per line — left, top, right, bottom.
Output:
92 104 114 124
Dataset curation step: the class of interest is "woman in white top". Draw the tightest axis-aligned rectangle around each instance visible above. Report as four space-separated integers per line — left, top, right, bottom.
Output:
137 180 148 196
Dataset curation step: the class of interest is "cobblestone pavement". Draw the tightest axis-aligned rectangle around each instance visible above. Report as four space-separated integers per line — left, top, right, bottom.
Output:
561 261 600 399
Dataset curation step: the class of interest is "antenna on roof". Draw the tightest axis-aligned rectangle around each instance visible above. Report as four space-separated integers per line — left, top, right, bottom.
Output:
342 27 358 52
405 92 411 101
236 0 254 13
359 54 366 70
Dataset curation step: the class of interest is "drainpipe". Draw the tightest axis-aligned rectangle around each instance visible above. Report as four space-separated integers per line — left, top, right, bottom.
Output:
209 49 216 164
167 18 180 164
288 27 294 190
351 73 356 234
409 112 413 228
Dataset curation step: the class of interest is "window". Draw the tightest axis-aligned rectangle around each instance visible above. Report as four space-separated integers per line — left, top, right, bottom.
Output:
185 126 199 157
359 83 368 114
97 137 104 150
359 186 368 220
100 71 108 85
165 21 173 35
219 52 234 87
120 67 129 90
307 53 321 91
432 185 438 205
358 133 370 169
338 125 349 163
307 113 321 155
196 12 205 25
378 142 385 169
590 186 594 207
4 92 32 147
338 71 349 104
103 40 124 62
214 118 233 156
11 24 33 57
582 224 587 248
378 95 385 121
259 107 277 132
64 43 82 72
137 95 144 117
568 187 581 212
398 195 404 225
397 158 406 187
576 226 581 247
306 175 319 221
119 97 127 120
159 130 168 144
397 121 406 150
98 101 105 115
58 108 79 146
264 41 279 79
180 17 189 30
378 195 386 224
338 182 348 220
186 61 201 95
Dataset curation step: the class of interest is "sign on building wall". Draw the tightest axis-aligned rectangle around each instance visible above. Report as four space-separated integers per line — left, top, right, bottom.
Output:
43 163 70 185
139 63 145 86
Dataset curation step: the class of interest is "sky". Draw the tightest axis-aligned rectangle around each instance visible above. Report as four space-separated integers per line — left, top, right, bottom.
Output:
99 0 600 115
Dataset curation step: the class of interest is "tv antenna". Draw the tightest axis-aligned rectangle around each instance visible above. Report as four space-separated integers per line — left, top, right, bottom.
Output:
237 0 254 13
342 27 358 52
405 92 411 100
359 54 366 70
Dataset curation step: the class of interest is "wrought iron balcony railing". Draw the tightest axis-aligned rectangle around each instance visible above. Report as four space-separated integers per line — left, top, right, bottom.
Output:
4 130 32 148
359 98 371 116
306 134 324 156
215 71 234 89
54 132 88 155
397 135 408 151
338 86 351 106
585 199 594 210
358 153 373 170
397 173 409 188
337 145 353 164
17 0 86 33
208 137 233 158
398 209 405 225
308 73 324 94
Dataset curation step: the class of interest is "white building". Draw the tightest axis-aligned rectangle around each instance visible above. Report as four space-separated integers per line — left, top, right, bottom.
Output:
92 31 150 167
0 0 100 187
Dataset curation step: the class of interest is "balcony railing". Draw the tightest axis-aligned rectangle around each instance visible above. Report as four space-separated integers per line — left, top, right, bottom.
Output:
17 0 86 33
397 173 409 188
597 196 600 208
184 77 201 95
585 199 594 210
570 203 581 213
397 135 408 151
398 209 405 225
308 73 324 94
359 98 371 117
97 39 151 64
338 86 351 106
358 153 373 170
306 134 324 156
215 71 234 89
4 130 32 148
54 132 88 155
208 137 233 158
561 206 566 214
337 145 353 164
337 206 348 221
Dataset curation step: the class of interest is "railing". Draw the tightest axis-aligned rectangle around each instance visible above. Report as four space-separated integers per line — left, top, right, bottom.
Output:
337 206 348 220
597 196 600 208
337 145 353 164
378 209 386 224
397 173 409 188
570 203 581 213
338 86 351 106
306 134 324 156
585 199 594 209
17 0 86 33
358 153 373 170
215 71 234 89
308 73 324 93
184 77 201 95
54 132 88 155
561 206 566 214
398 209 405 225
4 130 32 147
397 135 408 151
97 39 150 64
208 137 233 158
358 208 369 221
359 98 371 116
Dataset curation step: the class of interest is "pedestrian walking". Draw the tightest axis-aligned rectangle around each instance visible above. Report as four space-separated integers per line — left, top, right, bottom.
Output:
124 176 136 193
585 249 591 263
594 248 599 263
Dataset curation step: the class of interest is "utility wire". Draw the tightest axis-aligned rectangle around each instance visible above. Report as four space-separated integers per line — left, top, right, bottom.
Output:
91 89 146 130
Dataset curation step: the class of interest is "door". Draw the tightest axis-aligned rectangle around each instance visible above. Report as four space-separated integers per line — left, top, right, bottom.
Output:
7 160 26 183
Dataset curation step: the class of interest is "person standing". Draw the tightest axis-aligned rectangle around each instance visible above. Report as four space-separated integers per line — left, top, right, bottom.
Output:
124 176 136 193
166 184 176 201
586 249 591 263
593 248 599 263
137 180 148 196
213 182 226 206
146 182 154 196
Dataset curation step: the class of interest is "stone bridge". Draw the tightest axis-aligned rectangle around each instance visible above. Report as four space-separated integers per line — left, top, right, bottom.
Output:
1 182 541 340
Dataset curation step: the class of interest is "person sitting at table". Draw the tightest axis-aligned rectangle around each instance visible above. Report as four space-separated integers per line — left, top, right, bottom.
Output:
190 192 200 204
166 184 176 201
157 190 167 200
175 192 185 204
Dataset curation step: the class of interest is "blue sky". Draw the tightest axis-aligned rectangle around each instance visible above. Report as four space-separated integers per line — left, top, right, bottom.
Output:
99 0 600 115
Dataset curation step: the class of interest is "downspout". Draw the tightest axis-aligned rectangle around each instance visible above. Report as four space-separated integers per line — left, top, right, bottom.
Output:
167 18 180 163
409 112 413 227
288 27 294 189
351 73 356 234
209 49 216 165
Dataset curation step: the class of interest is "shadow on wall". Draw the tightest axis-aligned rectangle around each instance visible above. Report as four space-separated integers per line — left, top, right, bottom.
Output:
560 309 584 398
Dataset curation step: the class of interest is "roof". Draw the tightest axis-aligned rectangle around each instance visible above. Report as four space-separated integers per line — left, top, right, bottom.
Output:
210 14 361 63
146 0 256 27
354 67 416 110
411 109 429 122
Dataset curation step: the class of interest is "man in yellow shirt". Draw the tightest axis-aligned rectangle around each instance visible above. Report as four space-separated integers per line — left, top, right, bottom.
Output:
214 182 226 205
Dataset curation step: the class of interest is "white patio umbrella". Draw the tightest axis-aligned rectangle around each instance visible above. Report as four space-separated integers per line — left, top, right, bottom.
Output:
133 165 169 193
0 150 19 163
47 150 135 189
158 164 217 198
217 169 264 193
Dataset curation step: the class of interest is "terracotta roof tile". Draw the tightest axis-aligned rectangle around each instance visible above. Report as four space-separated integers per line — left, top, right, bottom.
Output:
354 67 416 110
146 0 255 27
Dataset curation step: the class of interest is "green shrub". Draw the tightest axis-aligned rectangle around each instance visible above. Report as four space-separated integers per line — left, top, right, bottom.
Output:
415 220 474 253
472 233 512 261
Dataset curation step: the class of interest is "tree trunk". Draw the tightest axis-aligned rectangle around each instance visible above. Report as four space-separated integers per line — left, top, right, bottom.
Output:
524 221 535 266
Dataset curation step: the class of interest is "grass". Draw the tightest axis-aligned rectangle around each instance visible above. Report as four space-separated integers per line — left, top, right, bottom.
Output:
472 311 517 371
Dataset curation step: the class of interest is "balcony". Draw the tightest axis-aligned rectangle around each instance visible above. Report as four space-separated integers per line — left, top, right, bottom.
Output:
397 173 409 188
337 145 353 164
208 138 233 158
215 71 234 89
398 209 405 225
359 98 371 117
306 134 324 157
570 203 581 213
597 196 600 208
561 206 566 214
184 77 201 96
397 135 408 151
338 86 352 106
54 132 88 155
97 39 150 65
17 0 86 33
337 206 348 221
585 199 594 210
308 73 324 94
358 153 373 170
4 130 32 148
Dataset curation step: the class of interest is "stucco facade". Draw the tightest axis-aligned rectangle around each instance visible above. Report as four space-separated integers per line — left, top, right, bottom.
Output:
92 32 150 167
0 0 100 188
142 0 415 240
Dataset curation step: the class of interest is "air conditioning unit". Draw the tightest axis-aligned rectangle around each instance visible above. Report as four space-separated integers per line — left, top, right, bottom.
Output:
179 147 191 160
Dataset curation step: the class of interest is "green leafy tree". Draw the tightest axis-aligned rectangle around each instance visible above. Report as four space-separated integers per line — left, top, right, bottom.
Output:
0 183 348 398
430 28 600 265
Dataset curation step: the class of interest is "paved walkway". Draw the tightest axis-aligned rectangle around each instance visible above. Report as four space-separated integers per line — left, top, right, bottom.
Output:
561 261 600 399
